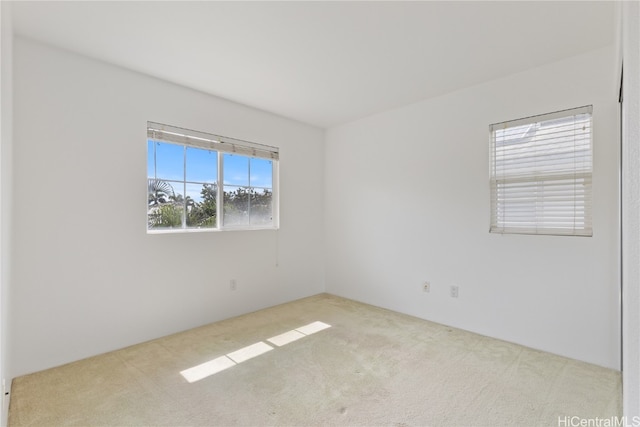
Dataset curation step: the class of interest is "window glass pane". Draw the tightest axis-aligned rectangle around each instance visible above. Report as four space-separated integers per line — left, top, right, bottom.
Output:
186 183 217 228
148 204 184 229
223 154 249 186
155 142 184 181
223 186 250 226
148 179 177 206
147 140 155 179
186 147 217 183
250 158 273 188
147 179 184 229
250 188 273 226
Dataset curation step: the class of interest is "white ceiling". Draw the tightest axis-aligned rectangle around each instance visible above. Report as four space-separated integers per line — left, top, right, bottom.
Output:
12 1 615 129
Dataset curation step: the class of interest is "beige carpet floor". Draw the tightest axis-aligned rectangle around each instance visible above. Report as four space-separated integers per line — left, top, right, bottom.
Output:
9 293 621 426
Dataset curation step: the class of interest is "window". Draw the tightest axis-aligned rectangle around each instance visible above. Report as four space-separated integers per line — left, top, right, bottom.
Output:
147 122 278 232
489 105 593 236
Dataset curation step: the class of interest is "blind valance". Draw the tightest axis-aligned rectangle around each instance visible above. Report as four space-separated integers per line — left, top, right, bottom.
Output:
147 122 279 161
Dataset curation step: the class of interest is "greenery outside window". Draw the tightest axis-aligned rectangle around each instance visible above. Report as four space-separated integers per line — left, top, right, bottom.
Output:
147 122 278 232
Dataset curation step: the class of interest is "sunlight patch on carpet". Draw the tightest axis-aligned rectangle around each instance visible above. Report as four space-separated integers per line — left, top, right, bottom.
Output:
181 321 332 383
268 330 306 347
180 356 236 383
227 342 274 364
296 321 332 335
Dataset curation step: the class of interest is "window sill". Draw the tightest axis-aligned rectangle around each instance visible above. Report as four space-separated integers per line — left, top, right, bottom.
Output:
147 226 279 235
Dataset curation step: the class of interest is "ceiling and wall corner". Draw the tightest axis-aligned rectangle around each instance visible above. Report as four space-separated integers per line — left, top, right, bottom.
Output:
11 1 615 129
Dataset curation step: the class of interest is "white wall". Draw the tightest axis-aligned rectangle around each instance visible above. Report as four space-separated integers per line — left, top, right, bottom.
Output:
11 37 325 377
325 46 620 369
621 0 640 419
0 2 12 424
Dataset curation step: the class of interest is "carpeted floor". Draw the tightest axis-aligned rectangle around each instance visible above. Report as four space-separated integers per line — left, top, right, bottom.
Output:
9 293 621 426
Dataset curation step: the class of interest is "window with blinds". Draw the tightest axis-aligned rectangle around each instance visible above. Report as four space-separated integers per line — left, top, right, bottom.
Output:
147 122 279 232
489 105 593 236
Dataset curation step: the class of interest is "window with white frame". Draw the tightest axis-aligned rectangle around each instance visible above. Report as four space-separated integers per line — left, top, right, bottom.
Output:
147 122 278 232
489 105 593 236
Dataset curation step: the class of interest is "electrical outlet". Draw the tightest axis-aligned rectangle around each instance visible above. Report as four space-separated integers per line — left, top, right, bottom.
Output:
423 282 430 293
230 279 237 291
450 285 459 298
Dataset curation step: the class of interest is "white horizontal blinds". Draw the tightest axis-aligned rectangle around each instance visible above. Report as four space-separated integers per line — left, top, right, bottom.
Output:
147 122 279 161
490 105 593 236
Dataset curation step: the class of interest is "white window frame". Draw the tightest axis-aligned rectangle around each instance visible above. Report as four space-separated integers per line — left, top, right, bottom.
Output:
489 105 593 237
147 122 279 233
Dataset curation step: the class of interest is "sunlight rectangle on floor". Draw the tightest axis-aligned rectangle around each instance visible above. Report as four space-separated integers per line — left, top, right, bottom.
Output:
268 330 306 347
227 342 273 364
180 356 236 383
296 321 331 335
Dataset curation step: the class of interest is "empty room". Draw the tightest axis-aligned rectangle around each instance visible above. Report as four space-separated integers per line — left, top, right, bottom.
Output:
1 1 639 426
